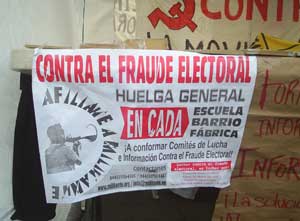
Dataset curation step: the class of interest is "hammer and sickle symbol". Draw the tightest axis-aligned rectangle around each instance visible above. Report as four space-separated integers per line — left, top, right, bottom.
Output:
148 0 197 32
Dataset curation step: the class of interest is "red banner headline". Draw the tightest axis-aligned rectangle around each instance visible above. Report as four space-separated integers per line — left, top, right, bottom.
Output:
35 54 251 84
120 107 189 139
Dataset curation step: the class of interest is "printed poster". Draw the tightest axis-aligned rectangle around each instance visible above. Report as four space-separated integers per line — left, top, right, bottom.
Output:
32 49 257 203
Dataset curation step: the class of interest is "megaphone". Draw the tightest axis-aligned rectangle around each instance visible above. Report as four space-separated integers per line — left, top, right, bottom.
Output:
66 124 98 143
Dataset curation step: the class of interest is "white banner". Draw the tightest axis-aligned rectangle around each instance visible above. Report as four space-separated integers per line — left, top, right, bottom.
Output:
32 49 257 203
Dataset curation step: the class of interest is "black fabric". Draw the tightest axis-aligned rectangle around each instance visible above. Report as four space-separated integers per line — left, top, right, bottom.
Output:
99 188 219 221
11 74 56 221
82 199 102 221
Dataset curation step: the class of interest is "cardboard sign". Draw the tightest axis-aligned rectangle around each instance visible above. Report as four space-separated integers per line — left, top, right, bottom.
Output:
31 49 257 203
213 56 300 221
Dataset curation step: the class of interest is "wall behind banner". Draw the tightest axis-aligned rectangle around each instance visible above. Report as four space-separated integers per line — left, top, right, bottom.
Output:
0 0 83 220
